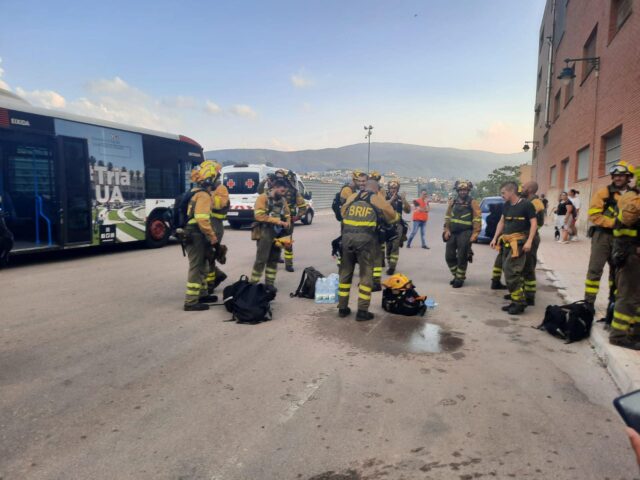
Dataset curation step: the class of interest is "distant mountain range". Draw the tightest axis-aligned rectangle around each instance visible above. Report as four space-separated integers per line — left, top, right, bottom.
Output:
204 142 529 181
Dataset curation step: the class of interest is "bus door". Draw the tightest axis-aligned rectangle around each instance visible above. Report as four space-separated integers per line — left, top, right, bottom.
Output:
0 130 60 251
57 136 92 245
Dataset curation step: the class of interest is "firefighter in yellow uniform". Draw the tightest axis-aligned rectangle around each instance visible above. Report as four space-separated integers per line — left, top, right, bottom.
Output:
206 161 229 293
521 181 546 306
184 161 219 311
250 179 291 287
283 170 308 272
368 171 385 291
584 161 635 307
385 180 411 275
610 183 640 349
444 180 481 288
339 170 368 207
338 180 397 321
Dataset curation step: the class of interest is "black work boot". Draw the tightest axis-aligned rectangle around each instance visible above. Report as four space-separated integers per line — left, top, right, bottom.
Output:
452 279 464 288
503 293 512 300
502 303 526 315
338 307 352 318
199 295 219 303
491 279 508 290
449 278 456 285
526 297 535 306
211 272 228 290
286 265 294 273
184 303 210 311
356 310 375 321
386 267 395 275
372 283 382 293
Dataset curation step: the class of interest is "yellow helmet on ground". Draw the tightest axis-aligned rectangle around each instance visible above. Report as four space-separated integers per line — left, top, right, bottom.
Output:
610 161 636 176
382 273 412 291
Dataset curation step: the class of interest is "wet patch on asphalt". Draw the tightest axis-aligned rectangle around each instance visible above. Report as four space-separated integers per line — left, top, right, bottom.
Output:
311 311 464 356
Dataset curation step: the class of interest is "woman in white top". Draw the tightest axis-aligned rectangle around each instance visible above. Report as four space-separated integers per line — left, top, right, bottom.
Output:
553 192 574 243
568 189 581 238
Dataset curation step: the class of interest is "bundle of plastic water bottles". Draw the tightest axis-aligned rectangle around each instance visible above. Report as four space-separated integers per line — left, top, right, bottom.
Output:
315 274 339 304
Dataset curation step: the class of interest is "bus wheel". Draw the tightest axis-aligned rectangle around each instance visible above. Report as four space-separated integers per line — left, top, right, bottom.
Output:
228 221 243 229
146 215 169 248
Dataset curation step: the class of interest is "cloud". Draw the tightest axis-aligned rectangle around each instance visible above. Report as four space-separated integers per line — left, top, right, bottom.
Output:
291 71 314 88
161 95 197 109
15 87 66 109
230 104 257 119
469 121 525 153
301 102 312 112
270 138 295 151
0 57 9 90
86 76 131 95
204 100 222 115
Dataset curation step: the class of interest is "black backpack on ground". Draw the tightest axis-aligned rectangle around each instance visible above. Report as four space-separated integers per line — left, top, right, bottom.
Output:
223 275 276 324
290 267 324 299
382 287 427 316
537 301 594 343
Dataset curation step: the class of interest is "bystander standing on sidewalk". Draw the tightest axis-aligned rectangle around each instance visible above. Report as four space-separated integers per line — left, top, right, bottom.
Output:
568 189 581 239
553 192 574 244
407 189 430 249
540 194 549 225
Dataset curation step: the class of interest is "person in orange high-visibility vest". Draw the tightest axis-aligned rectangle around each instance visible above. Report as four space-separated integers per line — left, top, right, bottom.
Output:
407 189 430 249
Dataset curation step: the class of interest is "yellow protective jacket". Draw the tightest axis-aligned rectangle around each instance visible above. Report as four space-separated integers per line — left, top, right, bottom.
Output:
614 191 640 239
187 189 217 243
444 197 481 235
254 193 291 225
588 186 623 229
210 184 230 220
531 196 545 229
341 190 398 225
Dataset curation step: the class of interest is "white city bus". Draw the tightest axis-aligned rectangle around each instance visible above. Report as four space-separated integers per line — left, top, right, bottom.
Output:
0 89 204 257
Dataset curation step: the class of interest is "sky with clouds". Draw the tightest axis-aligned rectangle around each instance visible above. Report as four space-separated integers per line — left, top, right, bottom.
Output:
0 0 545 153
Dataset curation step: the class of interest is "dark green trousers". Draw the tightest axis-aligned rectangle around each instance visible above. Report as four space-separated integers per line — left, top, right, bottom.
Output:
611 245 640 335
445 229 472 280
585 229 615 304
523 233 540 302
339 234 375 312
502 244 527 305
251 227 281 286
385 223 404 270
185 230 209 305
491 248 503 281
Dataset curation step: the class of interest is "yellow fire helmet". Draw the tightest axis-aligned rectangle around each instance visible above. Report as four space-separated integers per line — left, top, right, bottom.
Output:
197 160 219 183
369 171 382 182
455 180 473 191
382 273 413 291
274 235 293 249
352 169 366 180
388 180 400 189
610 160 636 177
190 168 200 183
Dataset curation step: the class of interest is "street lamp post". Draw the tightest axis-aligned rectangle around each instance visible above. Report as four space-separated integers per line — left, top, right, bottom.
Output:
364 125 373 173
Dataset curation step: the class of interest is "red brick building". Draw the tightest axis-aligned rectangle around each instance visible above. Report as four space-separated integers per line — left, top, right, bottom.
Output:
532 0 640 230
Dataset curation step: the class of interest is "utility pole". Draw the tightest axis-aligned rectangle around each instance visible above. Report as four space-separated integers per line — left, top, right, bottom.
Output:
364 125 373 173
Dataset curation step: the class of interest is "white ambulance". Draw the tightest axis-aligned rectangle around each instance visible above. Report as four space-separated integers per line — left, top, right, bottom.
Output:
221 164 314 229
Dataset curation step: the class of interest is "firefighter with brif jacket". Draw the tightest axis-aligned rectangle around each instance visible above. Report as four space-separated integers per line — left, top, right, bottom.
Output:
338 180 397 321
443 180 481 288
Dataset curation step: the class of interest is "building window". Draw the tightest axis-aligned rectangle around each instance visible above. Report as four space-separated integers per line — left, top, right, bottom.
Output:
554 0 568 48
554 89 562 121
532 147 538 161
582 26 598 82
543 131 549 146
550 165 558 187
577 146 590 181
603 127 622 173
610 0 633 40
537 67 543 91
539 25 545 53
561 158 570 191
535 104 541 125
565 77 574 106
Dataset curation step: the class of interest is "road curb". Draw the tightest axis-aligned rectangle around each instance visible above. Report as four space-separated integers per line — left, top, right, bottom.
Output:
538 254 640 393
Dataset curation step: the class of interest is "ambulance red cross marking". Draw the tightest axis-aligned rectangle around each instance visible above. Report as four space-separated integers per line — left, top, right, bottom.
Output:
226 179 236 189
245 179 255 189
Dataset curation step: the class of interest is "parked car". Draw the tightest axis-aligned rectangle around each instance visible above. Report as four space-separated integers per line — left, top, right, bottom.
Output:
476 196 504 243
221 164 314 229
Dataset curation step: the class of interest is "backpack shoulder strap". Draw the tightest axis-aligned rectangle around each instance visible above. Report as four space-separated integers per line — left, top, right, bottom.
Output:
290 269 309 297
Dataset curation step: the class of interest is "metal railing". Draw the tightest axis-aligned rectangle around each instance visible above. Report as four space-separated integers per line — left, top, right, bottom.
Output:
304 180 421 209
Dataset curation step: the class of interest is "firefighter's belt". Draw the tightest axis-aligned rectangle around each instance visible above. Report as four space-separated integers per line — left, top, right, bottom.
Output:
500 232 527 258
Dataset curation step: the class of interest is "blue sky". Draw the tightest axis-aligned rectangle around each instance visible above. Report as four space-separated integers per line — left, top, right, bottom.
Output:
0 0 546 152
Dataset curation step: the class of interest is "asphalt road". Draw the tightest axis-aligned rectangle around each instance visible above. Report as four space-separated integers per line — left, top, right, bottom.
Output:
1 204 638 480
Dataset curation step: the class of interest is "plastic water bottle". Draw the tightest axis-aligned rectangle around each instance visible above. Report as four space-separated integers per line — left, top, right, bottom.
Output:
315 277 327 303
327 273 339 304
425 298 437 309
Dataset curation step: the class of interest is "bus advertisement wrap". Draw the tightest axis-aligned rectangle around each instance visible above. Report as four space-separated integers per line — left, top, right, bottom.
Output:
54 120 146 244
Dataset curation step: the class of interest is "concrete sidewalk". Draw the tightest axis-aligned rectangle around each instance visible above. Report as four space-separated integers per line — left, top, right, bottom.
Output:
537 224 640 393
